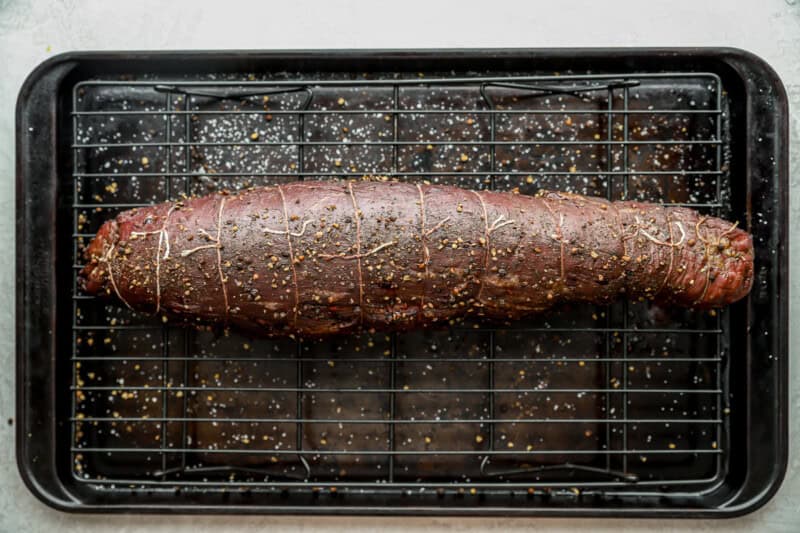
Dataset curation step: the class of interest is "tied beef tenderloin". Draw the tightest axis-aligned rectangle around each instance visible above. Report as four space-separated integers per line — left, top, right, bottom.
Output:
80 180 754 337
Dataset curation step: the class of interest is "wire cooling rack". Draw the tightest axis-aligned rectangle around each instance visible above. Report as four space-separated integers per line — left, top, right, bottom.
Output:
70 71 729 493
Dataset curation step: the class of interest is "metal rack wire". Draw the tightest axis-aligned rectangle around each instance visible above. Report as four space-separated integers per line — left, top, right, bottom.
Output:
70 71 728 492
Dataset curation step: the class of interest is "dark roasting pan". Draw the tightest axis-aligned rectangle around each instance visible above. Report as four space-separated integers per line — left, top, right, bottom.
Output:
16 48 788 516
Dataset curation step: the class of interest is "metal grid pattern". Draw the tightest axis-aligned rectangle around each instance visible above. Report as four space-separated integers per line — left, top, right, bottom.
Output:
70 71 728 492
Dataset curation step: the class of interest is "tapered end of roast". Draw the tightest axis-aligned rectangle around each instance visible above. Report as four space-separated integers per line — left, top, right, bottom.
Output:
675 223 754 308
79 219 119 295
701 228 754 306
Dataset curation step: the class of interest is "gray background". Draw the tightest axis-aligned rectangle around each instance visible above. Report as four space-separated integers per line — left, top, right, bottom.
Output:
1 0 797 531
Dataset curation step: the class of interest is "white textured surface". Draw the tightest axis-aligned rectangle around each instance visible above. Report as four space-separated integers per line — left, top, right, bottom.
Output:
0 0 798 531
